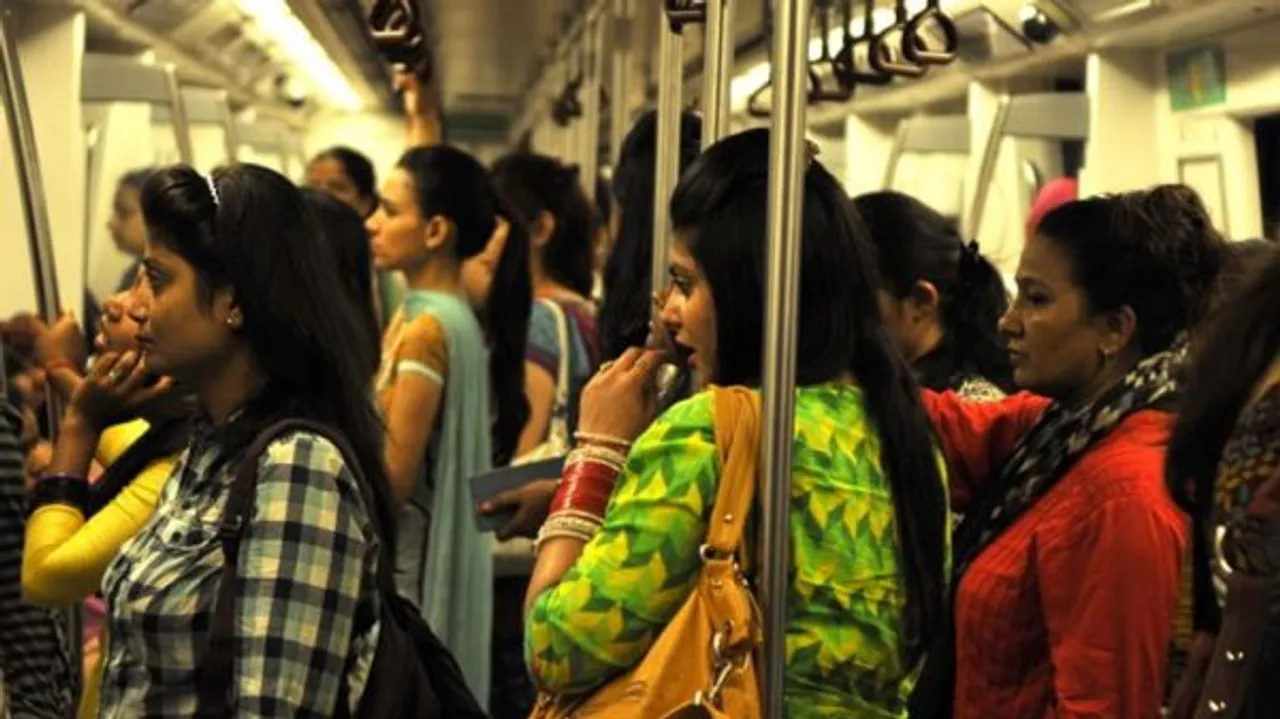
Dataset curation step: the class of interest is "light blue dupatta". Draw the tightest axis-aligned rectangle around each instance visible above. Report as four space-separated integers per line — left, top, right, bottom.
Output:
394 289 493 707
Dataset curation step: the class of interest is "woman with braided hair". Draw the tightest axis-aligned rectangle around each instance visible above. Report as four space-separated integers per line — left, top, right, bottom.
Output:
910 184 1226 719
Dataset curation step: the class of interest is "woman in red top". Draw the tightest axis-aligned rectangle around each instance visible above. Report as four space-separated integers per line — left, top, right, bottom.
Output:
910 186 1225 719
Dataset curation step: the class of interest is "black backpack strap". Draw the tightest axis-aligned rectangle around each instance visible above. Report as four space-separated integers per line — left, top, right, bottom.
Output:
196 419 337 716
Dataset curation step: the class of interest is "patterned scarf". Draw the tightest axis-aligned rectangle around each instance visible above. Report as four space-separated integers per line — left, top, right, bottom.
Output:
952 340 1186 579
911 340 1186 718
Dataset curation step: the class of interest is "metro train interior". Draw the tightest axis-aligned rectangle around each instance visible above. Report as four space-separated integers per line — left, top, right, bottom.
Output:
1 0 1279 717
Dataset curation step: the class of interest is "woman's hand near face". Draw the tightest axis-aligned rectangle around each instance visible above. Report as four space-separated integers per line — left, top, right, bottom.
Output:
68 351 175 432
576 348 666 445
29 312 87 370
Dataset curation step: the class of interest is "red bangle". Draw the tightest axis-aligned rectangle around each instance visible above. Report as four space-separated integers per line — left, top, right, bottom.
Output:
551 460 620 517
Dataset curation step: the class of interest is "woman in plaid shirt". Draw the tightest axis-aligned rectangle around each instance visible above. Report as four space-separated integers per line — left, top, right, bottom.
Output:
89 163 396 717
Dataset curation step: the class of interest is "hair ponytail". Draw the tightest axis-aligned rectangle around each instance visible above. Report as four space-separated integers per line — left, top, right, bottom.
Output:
855 191 1013 392
944 240 1014 391
485 196 532 466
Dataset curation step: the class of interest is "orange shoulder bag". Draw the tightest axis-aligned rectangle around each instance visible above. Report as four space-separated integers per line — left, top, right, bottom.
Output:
529 386 764 719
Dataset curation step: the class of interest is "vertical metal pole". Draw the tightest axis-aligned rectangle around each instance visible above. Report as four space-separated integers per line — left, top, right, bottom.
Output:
761 0 811 716
0 7 81 695
217 90 238 162
0 7 61 322
565 44 581 169
580 13 604 195
650 7 683 293
163 64 194 164
608 0 633 163
964 94 1010 240
700 0 734 148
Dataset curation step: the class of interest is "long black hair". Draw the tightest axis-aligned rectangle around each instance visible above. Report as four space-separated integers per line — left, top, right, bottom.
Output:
1166 246 1280 632
396 146 531 466
301 188 381 357
855 191 1013 392
598 111 703 361
669 129 947 666
140 163 395 537
490 152 595 297
1168 249 1280 510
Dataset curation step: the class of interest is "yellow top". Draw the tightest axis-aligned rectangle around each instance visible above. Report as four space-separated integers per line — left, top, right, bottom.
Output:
20 419 179 719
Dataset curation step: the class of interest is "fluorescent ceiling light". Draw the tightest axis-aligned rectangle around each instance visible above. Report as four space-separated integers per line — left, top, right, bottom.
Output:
729 0 958 112
231 0 363 111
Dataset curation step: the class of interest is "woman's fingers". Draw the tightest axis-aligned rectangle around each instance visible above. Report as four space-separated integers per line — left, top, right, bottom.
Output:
116 352 152 394
88 352 122 382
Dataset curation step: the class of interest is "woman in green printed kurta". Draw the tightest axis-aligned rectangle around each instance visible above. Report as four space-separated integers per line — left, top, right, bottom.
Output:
524 129 951 717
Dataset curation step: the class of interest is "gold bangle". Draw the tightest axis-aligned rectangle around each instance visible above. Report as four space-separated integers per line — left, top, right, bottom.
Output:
573 431 632 451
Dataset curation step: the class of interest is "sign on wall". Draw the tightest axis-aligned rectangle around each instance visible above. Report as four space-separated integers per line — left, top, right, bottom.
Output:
1167 43 1227 112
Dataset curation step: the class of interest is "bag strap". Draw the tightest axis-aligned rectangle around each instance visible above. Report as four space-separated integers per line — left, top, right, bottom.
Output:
197 418 394 716
539 298 573 418
705 387 761 559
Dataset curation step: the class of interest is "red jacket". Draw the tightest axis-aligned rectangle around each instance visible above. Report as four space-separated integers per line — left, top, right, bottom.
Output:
924 391 1187 719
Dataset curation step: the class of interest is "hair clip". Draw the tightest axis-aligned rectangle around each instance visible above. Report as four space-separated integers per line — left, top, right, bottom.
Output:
804 139 821 165
205 173 220 207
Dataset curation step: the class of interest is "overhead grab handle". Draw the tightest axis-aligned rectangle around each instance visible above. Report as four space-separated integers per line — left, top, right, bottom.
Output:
833 0 895 88
808 0 854 102
903 0 959 66
665 0 707 33
366 0 432 78
870 0 927 78
551 74 585 127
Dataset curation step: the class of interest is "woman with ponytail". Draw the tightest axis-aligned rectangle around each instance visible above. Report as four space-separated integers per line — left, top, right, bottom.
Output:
490 152 599 455
366 140 529 705
855 191 1013 400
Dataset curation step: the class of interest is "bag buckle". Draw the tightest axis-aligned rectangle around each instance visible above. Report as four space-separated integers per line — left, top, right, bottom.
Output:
695 622 751 707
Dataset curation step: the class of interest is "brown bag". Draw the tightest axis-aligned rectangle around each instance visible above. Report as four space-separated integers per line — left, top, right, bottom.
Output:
1167 466 1280 719
529 386 764 719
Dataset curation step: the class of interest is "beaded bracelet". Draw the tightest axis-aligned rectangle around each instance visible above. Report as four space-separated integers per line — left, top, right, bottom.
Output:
567 444 627 473
534 511 604 551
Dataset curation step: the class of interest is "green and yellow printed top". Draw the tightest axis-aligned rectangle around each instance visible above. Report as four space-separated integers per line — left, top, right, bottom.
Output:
525 383 941 718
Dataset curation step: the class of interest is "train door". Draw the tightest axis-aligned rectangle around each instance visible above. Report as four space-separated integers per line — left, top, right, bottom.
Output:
81 53 193 306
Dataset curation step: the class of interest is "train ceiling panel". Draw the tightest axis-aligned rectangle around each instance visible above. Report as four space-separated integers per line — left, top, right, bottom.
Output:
419 0 580 117
59 0 394 121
